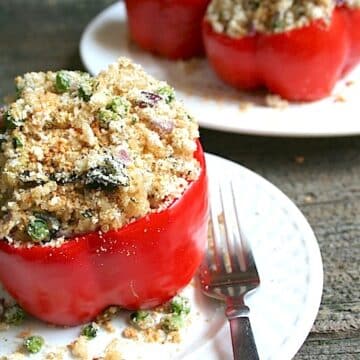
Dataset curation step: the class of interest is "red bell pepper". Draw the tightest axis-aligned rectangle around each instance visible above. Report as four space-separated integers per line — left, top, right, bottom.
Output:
0 142 208 326
203 6 360 102
125 0 210 59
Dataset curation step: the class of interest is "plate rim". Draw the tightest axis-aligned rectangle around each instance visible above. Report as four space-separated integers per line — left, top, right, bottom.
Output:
79 2 360 138
204 153 324 360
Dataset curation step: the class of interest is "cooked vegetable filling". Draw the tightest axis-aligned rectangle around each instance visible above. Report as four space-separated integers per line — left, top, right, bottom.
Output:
206 0 359 37
0 58 199 245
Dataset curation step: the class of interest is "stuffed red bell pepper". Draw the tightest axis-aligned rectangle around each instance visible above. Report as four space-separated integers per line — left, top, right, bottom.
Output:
0 58 208 326
125 0 210 59
203 0 360 101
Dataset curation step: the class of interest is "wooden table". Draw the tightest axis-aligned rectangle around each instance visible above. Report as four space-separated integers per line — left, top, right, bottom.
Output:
0 1 359 358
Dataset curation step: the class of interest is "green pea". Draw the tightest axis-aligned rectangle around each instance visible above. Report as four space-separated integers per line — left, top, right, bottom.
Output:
55 71 71 93
170 296 190 316
130 310 149 322
107 97 129 115
98 109 119 128
157 86 175 104
26 217 51 242
24 335 44 354
130 310 155 330
160 314 184 333
81 323 98 339
3 304 26 325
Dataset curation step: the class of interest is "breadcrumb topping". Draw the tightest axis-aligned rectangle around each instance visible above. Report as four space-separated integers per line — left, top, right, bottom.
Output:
0 58 200 245
206 0 342 37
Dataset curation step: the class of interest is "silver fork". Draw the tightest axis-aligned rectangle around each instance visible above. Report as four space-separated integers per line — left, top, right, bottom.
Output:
199 180 260 360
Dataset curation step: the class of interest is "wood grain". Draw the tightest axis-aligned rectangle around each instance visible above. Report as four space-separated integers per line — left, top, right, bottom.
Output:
0 0 359 358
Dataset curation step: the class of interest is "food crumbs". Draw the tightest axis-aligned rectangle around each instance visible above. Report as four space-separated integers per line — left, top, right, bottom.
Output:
334 94 346 103
166 331 181 343
239 101 253 112
45 351 64 360
122 326 139 340
265 94 289 109
103 339 123 360
67 336 89 360
0 353 26 360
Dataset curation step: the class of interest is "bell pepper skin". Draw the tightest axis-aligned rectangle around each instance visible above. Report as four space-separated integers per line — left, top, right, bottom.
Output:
342 7 360 75
125 0 210 59
203 8 360 101
0 142 208 326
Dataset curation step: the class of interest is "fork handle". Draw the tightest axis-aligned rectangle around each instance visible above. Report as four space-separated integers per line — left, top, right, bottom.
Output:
229 316 260 360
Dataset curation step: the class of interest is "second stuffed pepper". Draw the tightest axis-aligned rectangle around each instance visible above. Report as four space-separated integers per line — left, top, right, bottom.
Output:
203 0 360 101
125 0 211 59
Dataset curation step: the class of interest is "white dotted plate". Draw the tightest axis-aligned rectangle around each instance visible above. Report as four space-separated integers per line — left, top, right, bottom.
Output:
0 154 323 359
80 1 360 137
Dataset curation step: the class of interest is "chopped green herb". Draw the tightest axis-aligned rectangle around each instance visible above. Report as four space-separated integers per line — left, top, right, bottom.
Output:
107 97 129 116
85 157 129 191
130 310 155 330
81 323 98 339
12 136 23 149
160 314 184 333
26 217 51 242
157 86 175 104
4 110 23 130
170 296 190 316
49 171 79 185
81 209 93 219
98 109 119 128
130 310 149 323
78 78 94 102
55 71 71 93
98 97 130 128
24 335 44 354
3 304 25 325
19 171 47 187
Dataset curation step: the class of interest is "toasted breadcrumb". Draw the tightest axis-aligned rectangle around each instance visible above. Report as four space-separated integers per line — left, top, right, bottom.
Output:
0 354 26 360
103 339 123 360
45 351 64 360
265 94 289 109
122 326 139 340
166 331 181 343
334 94 346 103
67 336 89 360
207 0 336 37
239 101 253 112
16 329 32 339
0 58 200 245
143 328 165 343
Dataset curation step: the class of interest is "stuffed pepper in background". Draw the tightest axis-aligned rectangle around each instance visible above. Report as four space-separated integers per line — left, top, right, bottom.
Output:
203 0 360 102
125 0 210 59
0 58 208 326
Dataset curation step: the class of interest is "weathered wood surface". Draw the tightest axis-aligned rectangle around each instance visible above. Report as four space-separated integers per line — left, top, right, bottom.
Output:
0 1 359 358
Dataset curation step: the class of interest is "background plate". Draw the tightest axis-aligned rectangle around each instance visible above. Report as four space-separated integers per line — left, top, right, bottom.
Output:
0 154 322 359
80 2 360 137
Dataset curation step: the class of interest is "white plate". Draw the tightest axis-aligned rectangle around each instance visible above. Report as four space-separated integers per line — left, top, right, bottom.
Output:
0 153 323 359
80 2 360 137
